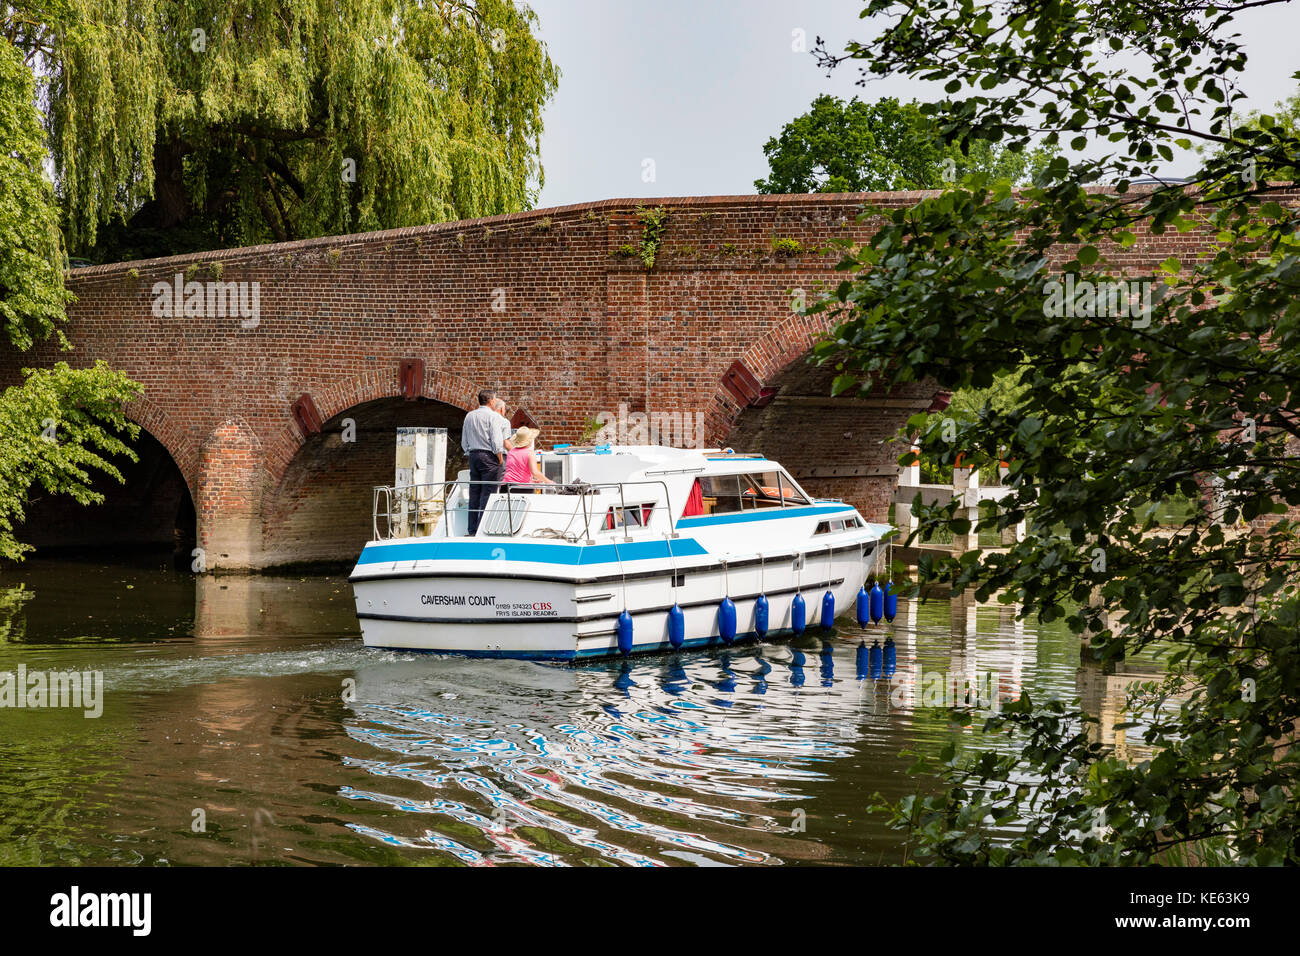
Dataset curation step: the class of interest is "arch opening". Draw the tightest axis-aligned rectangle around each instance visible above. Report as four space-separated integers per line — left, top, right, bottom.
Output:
17 429 196 565
261 396 469 569
721 356 936 522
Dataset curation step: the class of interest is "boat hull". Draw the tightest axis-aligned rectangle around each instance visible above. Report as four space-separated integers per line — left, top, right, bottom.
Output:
352 542 879 660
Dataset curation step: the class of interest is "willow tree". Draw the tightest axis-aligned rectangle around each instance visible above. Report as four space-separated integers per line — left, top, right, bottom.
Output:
10 0 558 260
1 30 140 561
2 0 556 556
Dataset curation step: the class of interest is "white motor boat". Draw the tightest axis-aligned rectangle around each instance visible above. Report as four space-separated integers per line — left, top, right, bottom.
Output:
349 445 890 660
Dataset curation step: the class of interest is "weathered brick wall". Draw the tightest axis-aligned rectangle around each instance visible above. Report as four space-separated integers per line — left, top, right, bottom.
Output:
4 188 1290 569
0 193 934 568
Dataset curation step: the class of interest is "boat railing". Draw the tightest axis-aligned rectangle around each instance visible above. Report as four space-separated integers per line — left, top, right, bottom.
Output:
372 479 677 543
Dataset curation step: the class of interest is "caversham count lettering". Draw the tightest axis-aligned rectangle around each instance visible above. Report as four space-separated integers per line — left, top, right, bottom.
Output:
421 594 496 606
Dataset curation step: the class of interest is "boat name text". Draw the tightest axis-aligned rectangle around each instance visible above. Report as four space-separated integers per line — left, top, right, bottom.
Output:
422 594 497 606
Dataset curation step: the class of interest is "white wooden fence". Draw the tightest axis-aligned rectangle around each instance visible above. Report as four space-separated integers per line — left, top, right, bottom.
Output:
893 446 1026 559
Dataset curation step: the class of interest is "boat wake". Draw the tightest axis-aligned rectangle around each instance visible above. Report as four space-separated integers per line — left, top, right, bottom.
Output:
338 644 878 866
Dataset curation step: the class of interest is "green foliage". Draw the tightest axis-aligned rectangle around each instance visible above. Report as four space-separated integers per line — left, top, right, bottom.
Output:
770 237 804 257
923 372 1027 483
811 0 1300 864
0 37 70 351
1210 89 1300 182
577 415 604 444
1 30 143 559
635 205 668 269
4 0 558 262
0 363 142 561
0 584 33 642
755 94 1057 194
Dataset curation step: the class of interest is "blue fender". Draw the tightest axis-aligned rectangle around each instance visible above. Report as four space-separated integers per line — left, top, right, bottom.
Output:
668 603 685 649
617 610 634 656
718 597 737 645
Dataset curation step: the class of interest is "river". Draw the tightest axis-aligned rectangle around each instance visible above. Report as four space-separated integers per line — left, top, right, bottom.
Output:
0 553 1117 866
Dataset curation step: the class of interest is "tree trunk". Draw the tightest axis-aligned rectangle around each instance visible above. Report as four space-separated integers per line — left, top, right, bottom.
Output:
147 135 190 228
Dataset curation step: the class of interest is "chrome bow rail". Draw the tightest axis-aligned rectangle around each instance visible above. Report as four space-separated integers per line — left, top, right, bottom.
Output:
371 479 677 543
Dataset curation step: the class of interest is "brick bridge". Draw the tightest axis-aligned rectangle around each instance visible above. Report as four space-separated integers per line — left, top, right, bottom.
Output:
3 190 1213 570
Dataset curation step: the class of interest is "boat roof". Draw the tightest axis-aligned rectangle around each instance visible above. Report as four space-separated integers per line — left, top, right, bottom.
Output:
544 444 781 475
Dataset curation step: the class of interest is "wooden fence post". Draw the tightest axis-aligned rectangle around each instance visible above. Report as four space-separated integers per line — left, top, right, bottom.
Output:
895 445 921 543
952 461 980 555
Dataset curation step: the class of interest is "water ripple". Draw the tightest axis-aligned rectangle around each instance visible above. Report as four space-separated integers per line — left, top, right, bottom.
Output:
0 559 1104 866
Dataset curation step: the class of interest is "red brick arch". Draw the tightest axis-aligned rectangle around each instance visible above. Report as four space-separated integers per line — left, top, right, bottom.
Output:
124 394 198 498
263 365 482 485
705 312 838 445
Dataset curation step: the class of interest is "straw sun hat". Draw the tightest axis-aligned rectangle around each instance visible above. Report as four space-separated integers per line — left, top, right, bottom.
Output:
510 426 540 447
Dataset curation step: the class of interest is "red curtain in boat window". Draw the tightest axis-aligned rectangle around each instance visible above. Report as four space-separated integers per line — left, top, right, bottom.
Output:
641 504 653 524
604 508 616 530
683 479 704 516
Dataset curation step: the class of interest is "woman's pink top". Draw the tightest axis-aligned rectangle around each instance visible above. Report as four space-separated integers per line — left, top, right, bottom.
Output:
502 445 535 485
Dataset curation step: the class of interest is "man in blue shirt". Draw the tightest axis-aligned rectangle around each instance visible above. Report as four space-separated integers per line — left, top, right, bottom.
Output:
463 389 512 534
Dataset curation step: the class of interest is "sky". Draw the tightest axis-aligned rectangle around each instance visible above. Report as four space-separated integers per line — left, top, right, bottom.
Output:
525 0 1300 210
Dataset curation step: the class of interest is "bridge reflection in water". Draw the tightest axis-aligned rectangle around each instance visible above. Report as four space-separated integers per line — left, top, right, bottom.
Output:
0 559 1159 865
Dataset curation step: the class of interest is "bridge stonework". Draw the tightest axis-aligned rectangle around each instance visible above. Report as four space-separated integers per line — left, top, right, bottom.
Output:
1 189 1255 570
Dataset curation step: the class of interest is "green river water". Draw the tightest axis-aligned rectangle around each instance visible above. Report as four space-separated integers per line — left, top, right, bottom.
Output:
0 553 1136 867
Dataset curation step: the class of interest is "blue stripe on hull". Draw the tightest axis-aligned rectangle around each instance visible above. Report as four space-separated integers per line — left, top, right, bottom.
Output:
355 537 708 567
675 504 854 529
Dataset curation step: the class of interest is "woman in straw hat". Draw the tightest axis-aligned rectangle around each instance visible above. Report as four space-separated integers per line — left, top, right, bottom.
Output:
501 426 553 493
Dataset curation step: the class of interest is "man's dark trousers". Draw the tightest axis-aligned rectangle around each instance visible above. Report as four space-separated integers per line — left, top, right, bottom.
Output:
467 449 502 535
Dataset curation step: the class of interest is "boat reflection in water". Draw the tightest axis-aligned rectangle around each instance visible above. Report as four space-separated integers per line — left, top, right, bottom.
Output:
0 558 1141 866
334 593 1042 867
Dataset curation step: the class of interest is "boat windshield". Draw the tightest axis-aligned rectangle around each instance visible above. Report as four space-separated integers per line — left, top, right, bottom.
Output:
698 471 809 514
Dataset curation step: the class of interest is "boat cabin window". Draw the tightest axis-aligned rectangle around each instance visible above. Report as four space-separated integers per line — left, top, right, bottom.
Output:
603 503 654 529
739 472 786 509
698 475 744 514
541 457 565 484
814 515 864 534
698 471 810 514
